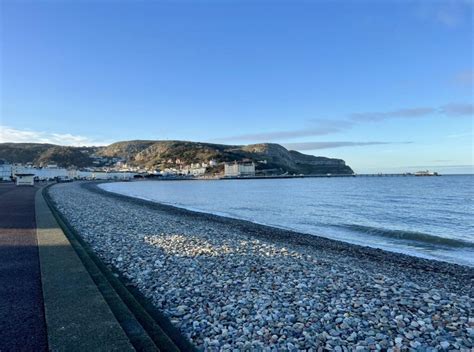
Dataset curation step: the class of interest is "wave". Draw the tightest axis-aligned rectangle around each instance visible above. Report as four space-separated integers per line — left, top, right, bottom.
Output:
334 224 474 248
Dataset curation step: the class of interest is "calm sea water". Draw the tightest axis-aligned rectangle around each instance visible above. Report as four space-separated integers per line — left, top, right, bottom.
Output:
100 176 474 267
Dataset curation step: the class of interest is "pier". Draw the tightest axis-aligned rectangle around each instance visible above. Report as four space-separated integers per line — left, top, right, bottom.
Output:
219 173 420 180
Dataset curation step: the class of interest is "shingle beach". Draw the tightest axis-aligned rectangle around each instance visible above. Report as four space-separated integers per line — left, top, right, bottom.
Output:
49 182 474 351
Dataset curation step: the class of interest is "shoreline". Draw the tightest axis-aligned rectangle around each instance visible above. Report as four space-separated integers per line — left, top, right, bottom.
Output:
48 181 474 350
101 181 473 268
89 182 474 280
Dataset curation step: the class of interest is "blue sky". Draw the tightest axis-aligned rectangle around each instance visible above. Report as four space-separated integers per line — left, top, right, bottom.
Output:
1 0 472 173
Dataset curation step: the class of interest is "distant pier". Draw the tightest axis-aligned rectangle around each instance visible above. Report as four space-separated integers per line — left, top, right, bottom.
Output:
128 172 439 181
219 173 421 180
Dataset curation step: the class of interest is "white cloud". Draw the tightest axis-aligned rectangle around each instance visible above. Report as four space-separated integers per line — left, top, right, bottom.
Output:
350 102 473 122
0 125 110 146
214 101 472 145
282 141 412 151
350 107 436 121
439 103 474 116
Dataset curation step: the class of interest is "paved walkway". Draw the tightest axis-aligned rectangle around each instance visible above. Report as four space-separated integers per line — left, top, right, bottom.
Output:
0 184 48 351
36 187 134 351
0 184 133 351
0 182 186 351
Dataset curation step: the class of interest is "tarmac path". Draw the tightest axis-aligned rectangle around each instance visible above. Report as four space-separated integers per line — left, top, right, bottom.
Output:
0 184 48 351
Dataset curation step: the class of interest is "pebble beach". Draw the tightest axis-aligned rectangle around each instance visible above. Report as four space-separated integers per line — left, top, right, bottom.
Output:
49 182 474 351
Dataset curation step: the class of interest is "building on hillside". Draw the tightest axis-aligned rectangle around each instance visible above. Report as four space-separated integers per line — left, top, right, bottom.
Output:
181 163 208 176
161 168 179 176
190 167 207 176
15 173 35 186
224 162 256 177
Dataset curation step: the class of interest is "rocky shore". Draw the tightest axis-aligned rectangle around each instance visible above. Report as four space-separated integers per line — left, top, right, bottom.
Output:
49 182 474 351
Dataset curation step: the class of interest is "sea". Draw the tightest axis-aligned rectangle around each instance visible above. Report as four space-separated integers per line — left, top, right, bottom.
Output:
100 175 474 267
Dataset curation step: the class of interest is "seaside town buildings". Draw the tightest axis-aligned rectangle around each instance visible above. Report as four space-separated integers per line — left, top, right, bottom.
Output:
0 160 215 182
0 162 136 182
0 158 262 182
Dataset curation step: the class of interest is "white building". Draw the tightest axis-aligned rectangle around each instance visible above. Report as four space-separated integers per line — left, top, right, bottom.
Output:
224 162 256 177
35 167 69 180
190 167 207 176
16 173 35 186
161 168 179 176
11 165 68 180
5 165 135 181
0 163 12 181
181 164 208 176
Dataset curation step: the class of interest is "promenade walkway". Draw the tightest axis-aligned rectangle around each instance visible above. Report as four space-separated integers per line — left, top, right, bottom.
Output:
0 184 133 351
0 184 48 351
0 183 190 352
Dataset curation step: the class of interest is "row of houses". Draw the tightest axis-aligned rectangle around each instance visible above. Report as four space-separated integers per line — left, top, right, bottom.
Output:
0 160 258 182
160 161 257 177
0 163 136 182
113 160 219 176
164 159 219 168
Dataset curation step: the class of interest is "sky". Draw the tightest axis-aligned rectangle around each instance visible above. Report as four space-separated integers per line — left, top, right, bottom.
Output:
1 0 473 174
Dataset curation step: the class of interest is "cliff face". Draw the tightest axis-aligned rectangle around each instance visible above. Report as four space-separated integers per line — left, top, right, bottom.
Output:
237 143 353 174
0 140 354 175
288 150 352 174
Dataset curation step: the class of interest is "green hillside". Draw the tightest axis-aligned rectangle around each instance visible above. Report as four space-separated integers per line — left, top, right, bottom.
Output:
0 141 354 175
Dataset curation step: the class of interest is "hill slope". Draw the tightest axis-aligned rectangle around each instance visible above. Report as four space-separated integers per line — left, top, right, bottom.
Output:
0 143 99 168
0 141 353 175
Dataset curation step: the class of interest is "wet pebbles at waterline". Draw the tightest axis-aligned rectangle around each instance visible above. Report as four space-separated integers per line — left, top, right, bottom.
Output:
49 182 474 351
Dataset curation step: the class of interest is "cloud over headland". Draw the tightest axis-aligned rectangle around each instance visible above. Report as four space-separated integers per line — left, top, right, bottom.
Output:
211 119 352 143
350 103 473 122
0 125 110 146
215 102 473 145
282 141 412 151
2 101 472 150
